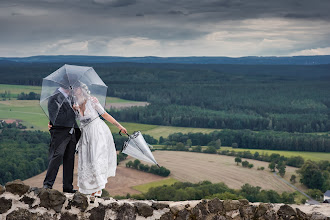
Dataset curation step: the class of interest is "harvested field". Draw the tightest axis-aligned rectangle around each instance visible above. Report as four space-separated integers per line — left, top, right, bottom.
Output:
147 151 304 193
23 155 165 196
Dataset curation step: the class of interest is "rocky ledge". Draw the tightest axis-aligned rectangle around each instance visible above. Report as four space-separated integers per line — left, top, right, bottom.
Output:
0 180 329 220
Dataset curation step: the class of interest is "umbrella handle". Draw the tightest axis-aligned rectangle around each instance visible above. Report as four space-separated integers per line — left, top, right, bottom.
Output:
119 130 129 136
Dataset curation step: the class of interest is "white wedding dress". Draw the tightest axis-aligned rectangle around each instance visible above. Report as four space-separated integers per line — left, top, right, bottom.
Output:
76 99 117 194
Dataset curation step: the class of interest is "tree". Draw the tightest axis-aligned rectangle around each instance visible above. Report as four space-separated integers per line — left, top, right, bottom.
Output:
203 146 217 154
235 157 242 165
133 159 141 169
269 162 276 172
215 139 221 149
232 143 238 148
298 161 325 190
248 164 254 169
254 152 260 159
186 139 192 147
242 161 249 167
290 175 296 184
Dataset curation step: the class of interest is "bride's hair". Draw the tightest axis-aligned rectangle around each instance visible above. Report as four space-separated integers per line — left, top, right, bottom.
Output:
75 82 91 105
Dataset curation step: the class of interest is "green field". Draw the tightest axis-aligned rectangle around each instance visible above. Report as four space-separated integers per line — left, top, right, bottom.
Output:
0 84 41 94
144 126 221 140
220 146 330 162
132 177 179 193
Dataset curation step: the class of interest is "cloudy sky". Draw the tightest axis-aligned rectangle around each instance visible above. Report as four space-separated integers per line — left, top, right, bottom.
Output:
1 0 330 57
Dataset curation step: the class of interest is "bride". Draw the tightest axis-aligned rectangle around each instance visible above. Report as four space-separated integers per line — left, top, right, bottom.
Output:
73 83 127 202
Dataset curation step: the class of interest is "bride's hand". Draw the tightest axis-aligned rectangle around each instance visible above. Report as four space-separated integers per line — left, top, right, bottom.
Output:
90 96 99 104
119 126 127 134
73 104 80 111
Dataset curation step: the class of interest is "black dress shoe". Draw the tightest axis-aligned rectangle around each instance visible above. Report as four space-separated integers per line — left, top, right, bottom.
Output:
63 189 77 193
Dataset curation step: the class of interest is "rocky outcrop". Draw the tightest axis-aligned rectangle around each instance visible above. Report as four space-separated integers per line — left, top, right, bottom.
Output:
0 180 329 220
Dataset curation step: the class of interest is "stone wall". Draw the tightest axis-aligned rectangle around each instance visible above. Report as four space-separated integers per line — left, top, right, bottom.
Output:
0 180 329 220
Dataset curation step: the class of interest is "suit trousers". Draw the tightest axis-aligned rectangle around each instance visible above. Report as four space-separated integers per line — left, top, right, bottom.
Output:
43 131 77 191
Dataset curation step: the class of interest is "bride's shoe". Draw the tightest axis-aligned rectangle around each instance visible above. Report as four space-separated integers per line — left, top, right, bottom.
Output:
89 193 96 203
95 190 102 198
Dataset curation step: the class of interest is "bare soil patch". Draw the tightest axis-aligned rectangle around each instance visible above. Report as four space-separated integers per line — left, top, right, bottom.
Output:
149 151 301 193
23 155 164 196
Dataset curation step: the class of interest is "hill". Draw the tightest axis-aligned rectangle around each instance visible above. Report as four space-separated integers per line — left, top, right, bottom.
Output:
1 55 330 65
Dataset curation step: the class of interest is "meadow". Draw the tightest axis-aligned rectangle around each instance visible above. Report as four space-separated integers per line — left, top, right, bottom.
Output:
220 147 330 162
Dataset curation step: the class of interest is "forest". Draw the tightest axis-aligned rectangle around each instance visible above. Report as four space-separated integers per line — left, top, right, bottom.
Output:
0 127 50 185
1 62 330 134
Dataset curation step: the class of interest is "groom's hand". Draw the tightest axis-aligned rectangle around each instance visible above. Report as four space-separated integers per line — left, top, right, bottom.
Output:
48 122 52 130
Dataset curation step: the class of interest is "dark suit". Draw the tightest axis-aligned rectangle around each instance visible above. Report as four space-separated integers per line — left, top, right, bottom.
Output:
43 89 81 191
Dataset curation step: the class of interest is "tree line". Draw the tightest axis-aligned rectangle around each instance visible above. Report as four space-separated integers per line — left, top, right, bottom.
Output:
123 181 296 203
125 159 170 177
162 130 330 152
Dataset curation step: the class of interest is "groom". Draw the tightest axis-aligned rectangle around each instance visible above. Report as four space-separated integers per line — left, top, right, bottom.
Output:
43 75 81 193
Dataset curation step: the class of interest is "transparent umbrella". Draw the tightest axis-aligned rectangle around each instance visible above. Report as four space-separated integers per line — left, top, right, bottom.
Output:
40 64 107 127
121 131 160 167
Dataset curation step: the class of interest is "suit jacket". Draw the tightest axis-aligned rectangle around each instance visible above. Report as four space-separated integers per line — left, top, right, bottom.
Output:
48 89 81 144
48 89 79 128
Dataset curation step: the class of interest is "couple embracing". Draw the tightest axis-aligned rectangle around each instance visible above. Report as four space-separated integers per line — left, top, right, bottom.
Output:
42 66 126 202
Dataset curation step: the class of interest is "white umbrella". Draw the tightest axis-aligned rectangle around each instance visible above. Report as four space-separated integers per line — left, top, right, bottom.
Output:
121 131 160 167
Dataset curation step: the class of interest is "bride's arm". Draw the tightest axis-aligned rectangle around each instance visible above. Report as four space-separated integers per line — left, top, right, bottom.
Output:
101 112 127 134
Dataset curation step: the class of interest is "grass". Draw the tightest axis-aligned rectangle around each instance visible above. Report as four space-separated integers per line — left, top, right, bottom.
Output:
144 126 221 139
132 177 179 193
0 84 41 95
220 146 330 162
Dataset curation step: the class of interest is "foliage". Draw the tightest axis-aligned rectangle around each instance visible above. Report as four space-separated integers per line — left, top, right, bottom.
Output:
297 160 330 191
0 128 49 185
126 159 170 177
235 157 242 165
130 181 296 203
17 92 40 100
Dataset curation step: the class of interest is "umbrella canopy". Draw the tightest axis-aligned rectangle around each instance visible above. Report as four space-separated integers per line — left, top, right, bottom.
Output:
122 131 160 167
40 64 107 127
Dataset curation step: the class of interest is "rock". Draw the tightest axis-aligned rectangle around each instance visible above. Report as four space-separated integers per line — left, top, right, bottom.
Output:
191 200 209 220
134 202 154 217
239 205 256 219
160 211 175 220
5 179 30 196
38 188 66 212
152 202 170 210
19 195 35 208
170 205 182 215
6 208 37 220
116 203 136 220
208 198 224 214
0 197 12 214
212 215 227 220
223 200 241 212
89 204 106 220
277 204 297 220
255 203 270 218
239 199 249 206
28 187 42 196
70 191 88 212
60 212 78 220
0 184 5 195
175 209 191 220
310 212 328 220
296 208 309 220
255 203 277 220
